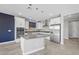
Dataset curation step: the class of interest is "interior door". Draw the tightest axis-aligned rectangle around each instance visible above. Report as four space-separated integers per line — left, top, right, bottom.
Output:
50 24 61 43
0 13 15 43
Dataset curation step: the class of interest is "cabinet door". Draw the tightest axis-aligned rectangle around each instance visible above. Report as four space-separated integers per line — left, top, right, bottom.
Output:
49 17 61 25
36 22 42 29
15 17 25 28
25 20 29 29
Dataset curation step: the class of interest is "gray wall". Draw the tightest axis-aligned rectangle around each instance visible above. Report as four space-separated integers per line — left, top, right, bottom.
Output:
69 21 79 38
64 20 79 39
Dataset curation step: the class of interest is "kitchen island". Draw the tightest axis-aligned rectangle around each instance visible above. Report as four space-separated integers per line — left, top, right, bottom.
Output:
20 34 50 55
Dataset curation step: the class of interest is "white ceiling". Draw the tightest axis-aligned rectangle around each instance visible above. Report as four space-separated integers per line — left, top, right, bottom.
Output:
0 4 79 21
64 12 79 22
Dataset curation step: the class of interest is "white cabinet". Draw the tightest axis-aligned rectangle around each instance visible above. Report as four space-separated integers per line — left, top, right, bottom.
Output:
36 22 43 29
20 37 45 55
25 20 29 29
49 17 61 25
15 17 25 28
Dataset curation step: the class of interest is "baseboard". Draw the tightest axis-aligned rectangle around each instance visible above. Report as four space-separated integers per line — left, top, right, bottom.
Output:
0 40 15 45
69 37 79 39
64 37 69 40
64 38 69 40
15 39 20 43
23 47 45 55
60 41 64 45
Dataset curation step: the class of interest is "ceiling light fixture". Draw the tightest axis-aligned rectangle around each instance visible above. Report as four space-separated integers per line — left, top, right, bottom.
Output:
36 8 38 10
29 4 32 6
27 7 32 9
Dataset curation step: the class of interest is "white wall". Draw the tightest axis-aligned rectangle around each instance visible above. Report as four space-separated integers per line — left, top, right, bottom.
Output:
64 21 69 39
69 21 79 38
60 14 64 44
64 20 79 39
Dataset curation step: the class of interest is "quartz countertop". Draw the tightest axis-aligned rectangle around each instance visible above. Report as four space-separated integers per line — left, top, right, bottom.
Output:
23 34 50 39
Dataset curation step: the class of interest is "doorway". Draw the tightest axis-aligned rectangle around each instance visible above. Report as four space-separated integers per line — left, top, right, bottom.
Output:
69 21 79 39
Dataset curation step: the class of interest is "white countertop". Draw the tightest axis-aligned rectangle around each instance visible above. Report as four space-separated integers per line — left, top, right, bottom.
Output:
23 34 50 39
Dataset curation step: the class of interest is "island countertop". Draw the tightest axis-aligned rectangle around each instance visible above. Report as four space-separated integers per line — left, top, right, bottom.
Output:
23 34 50 39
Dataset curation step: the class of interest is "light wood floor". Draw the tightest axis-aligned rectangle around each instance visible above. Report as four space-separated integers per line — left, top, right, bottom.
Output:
0 42 22 55
0 39 79 55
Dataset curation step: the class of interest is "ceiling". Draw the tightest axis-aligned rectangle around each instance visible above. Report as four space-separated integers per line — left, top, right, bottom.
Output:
0 4 79 21
64 12 79 22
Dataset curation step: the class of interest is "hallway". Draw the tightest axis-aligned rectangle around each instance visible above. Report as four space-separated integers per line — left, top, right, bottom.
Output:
0 39 79 55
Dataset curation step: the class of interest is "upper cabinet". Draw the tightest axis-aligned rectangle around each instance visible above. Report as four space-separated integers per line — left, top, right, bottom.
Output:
15 16 25 28
49 17 61 25
36 22 43 29
25 20 29 29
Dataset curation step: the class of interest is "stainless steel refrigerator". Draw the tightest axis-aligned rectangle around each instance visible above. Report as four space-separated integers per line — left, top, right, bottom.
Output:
50 24 61 44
